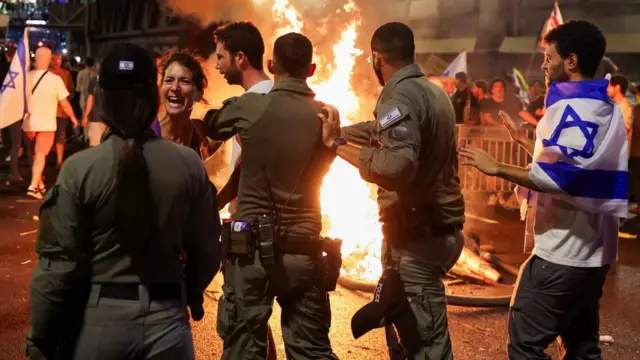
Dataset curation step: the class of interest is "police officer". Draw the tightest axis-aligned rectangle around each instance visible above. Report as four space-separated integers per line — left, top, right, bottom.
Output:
204 32 339 360
26 43 221 360
319 22 464 359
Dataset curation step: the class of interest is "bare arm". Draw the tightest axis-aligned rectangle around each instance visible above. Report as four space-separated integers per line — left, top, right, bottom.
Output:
59 98 78 127
82 94 94 127
458 147 542 192
519 109 539 127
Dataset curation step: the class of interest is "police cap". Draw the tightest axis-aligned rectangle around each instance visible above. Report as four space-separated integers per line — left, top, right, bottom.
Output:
99 43 157 91
351 268 421 353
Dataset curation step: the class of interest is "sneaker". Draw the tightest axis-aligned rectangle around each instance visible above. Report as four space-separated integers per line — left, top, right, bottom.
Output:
26 187 44 200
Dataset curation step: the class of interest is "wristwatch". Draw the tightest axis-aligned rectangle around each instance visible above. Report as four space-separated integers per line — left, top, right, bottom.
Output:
331 138 347 153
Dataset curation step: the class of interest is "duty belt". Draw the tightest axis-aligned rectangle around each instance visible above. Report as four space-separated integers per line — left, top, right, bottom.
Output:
278 233 323 257
221 220 323 258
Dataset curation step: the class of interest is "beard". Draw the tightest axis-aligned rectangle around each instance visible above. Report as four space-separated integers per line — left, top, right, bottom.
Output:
373 62 384 87
545 64 570 88
224 60 243 86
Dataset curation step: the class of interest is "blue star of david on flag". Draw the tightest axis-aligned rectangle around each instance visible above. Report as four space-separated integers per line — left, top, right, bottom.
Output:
542 104 599 159
1 70 19 94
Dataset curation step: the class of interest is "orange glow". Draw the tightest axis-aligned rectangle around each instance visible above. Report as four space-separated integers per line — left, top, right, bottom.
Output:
272 0 382 281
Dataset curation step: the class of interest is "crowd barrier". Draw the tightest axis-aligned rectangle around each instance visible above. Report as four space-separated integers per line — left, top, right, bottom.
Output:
456 125 535 193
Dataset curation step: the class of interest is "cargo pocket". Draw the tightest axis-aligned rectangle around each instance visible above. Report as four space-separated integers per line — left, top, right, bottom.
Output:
216 285 237 342
406 285 448 347
406 287 432 346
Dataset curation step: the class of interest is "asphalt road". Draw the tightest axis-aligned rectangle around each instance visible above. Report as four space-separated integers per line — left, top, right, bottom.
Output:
1 153 640 359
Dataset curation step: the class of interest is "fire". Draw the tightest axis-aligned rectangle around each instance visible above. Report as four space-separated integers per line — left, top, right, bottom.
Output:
271 0 383 281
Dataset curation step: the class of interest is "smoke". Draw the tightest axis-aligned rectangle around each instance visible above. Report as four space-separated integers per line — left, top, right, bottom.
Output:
160 0 401 184
160 0 261 27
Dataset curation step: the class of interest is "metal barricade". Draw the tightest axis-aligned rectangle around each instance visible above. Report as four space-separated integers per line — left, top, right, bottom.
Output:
456 125 535 193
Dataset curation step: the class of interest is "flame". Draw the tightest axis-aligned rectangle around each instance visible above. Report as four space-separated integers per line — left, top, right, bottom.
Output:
272 0 382 281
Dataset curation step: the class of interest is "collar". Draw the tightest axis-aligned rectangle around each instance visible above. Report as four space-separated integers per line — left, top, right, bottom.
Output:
246 79 274 93
270 78 316 97
382 64 424 94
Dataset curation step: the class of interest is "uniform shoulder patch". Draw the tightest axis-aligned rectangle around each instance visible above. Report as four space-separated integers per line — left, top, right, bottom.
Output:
380 108 402 128
377 103 409 130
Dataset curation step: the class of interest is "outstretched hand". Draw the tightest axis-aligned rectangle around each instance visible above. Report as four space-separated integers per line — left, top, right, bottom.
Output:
458 145 500 176
317 104 341 148
498 110 524 143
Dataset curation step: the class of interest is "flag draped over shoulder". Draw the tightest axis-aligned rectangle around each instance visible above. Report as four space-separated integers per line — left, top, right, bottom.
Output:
529 79 629 218
0 28 29 129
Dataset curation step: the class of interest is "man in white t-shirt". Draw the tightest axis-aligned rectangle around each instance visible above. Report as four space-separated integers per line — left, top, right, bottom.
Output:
212 21 274 214
459 21 619 359
23 47 78 199
206 21 276 360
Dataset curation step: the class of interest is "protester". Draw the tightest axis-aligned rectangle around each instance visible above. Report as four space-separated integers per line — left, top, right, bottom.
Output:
23 47 78 199
460 20 625 359
49 53 75 169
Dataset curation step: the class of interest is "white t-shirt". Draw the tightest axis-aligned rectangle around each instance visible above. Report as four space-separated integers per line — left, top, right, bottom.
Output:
532 192 619 268
228 79 274 173
23 70 70 132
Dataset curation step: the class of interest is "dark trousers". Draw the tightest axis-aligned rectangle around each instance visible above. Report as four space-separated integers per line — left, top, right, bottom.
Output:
508 255 610 360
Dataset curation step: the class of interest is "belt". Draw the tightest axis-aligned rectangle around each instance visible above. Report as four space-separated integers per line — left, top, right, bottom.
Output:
99 283 182 301
431 223 463 237
278 234 323 257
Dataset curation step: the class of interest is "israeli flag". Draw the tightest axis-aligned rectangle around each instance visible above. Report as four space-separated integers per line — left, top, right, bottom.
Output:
441 51 467 78
530 79 629 218
0 28 30 129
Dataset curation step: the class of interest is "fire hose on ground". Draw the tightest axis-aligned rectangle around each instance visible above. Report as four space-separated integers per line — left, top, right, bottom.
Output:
337 233 521 308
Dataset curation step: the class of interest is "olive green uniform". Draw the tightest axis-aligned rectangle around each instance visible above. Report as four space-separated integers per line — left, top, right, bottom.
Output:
342 64 465 359
204 78 338 360
26 132 221 359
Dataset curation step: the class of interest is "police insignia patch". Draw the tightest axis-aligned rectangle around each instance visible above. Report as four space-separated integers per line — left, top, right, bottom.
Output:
388 126 409 141
380 107 402 128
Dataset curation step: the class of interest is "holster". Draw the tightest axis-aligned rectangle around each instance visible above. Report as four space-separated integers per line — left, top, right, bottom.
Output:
320 237 343 291
221 220 254 260
278 234 343 291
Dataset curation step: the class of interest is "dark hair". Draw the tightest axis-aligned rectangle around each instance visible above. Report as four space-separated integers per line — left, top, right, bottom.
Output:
214 21 265 71
544 20 606 78
455 72 468 83
96 44 160 258
85 57 95 67
610 75 629 94
371 22 415 64
273 33 313 79
163 52 209 105
473 80 488 94
490 78 506 90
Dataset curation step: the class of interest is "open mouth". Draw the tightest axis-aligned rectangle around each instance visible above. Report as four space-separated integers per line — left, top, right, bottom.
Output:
166 95 184 108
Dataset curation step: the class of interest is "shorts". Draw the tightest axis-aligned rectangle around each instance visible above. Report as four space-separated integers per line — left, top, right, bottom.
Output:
25 131 55 154
55 117 69 144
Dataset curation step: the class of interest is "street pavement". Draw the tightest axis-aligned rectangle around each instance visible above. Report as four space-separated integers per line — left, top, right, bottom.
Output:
1 153 640 359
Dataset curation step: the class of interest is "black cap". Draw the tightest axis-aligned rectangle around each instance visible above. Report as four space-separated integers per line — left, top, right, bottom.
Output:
351 268 421 353
99 43 156 91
